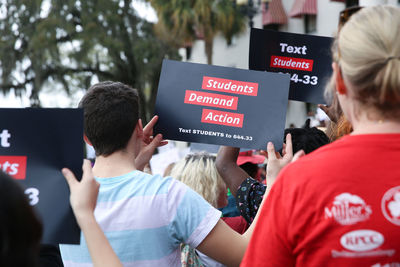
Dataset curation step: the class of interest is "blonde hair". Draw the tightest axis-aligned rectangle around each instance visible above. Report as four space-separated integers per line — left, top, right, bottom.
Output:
170 153 226 208
337 6 400 119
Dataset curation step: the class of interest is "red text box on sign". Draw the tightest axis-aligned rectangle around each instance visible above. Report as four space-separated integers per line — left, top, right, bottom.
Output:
201 109 244 128
202 76 258 96
270 55 314 72
0 155 27 180
184 90 239 110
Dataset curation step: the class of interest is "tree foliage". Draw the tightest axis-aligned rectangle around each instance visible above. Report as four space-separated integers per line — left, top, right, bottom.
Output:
0 0 180 121
148 0 246 64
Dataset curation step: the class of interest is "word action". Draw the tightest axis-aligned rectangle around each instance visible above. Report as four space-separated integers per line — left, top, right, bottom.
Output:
201 109 244 128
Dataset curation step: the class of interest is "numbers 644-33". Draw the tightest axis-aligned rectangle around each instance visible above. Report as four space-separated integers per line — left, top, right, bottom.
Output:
279 72 318 85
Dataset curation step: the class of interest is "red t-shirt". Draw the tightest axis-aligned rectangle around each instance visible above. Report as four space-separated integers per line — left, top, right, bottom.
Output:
241 134 400 267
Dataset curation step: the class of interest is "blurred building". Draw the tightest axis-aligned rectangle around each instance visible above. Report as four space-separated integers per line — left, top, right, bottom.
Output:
182 0 399 128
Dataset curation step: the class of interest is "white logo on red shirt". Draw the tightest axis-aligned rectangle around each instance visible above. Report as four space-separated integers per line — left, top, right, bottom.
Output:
325 193 372 225
332 229 395 258
381 186 400 226
371 262 400 267
340 230 384 252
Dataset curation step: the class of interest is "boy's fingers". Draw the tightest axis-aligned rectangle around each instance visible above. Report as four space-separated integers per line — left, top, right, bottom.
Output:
148 134 163 150
159 140 169 146
143 115 158 134
82 159 93 180
147 135 168 147
62 168 78 188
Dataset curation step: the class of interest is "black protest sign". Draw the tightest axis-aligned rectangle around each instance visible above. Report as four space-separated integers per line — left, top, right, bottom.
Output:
0 108 83 245
249 28 333 104
154 59 290 150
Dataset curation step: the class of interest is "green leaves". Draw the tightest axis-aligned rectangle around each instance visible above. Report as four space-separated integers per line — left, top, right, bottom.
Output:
0 0 180 118
148 0 246 64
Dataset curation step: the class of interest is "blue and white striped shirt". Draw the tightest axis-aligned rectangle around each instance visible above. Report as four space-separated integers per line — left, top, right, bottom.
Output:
59 170 221 267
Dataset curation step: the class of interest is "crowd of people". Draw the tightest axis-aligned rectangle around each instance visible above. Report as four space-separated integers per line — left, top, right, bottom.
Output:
1 5 399 267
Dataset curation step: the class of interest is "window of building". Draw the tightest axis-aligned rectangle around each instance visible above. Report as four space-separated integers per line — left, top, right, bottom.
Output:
304 15 316 34
263 24 280 31
346 0 359 7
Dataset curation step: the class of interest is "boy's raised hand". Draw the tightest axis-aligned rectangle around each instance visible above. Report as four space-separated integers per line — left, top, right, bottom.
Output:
135 115 168 171
62 159 99 226
62 160 123 267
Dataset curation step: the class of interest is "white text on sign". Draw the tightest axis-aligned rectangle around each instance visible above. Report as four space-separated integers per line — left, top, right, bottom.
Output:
0 129 11 147
279 43 307 55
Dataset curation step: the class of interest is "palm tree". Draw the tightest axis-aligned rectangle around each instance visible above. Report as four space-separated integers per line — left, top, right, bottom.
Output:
149 0 246 64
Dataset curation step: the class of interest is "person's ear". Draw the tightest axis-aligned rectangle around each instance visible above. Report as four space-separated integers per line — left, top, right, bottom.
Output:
83 134 92 146
332 62 347 95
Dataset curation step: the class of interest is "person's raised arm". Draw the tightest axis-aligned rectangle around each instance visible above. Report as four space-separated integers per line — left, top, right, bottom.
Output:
198 137 305 266
215 146 249 197
62 160 123 267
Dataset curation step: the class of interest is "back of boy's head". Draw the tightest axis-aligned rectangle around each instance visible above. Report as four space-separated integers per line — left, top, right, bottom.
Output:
79 81 140 156
284 121 330 154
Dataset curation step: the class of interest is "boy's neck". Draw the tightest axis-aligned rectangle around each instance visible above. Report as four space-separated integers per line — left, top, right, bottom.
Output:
92 149 138 178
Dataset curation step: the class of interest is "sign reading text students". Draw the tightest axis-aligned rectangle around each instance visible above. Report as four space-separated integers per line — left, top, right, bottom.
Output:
154 59 290 150
0 108 83 245
249 28 333 104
